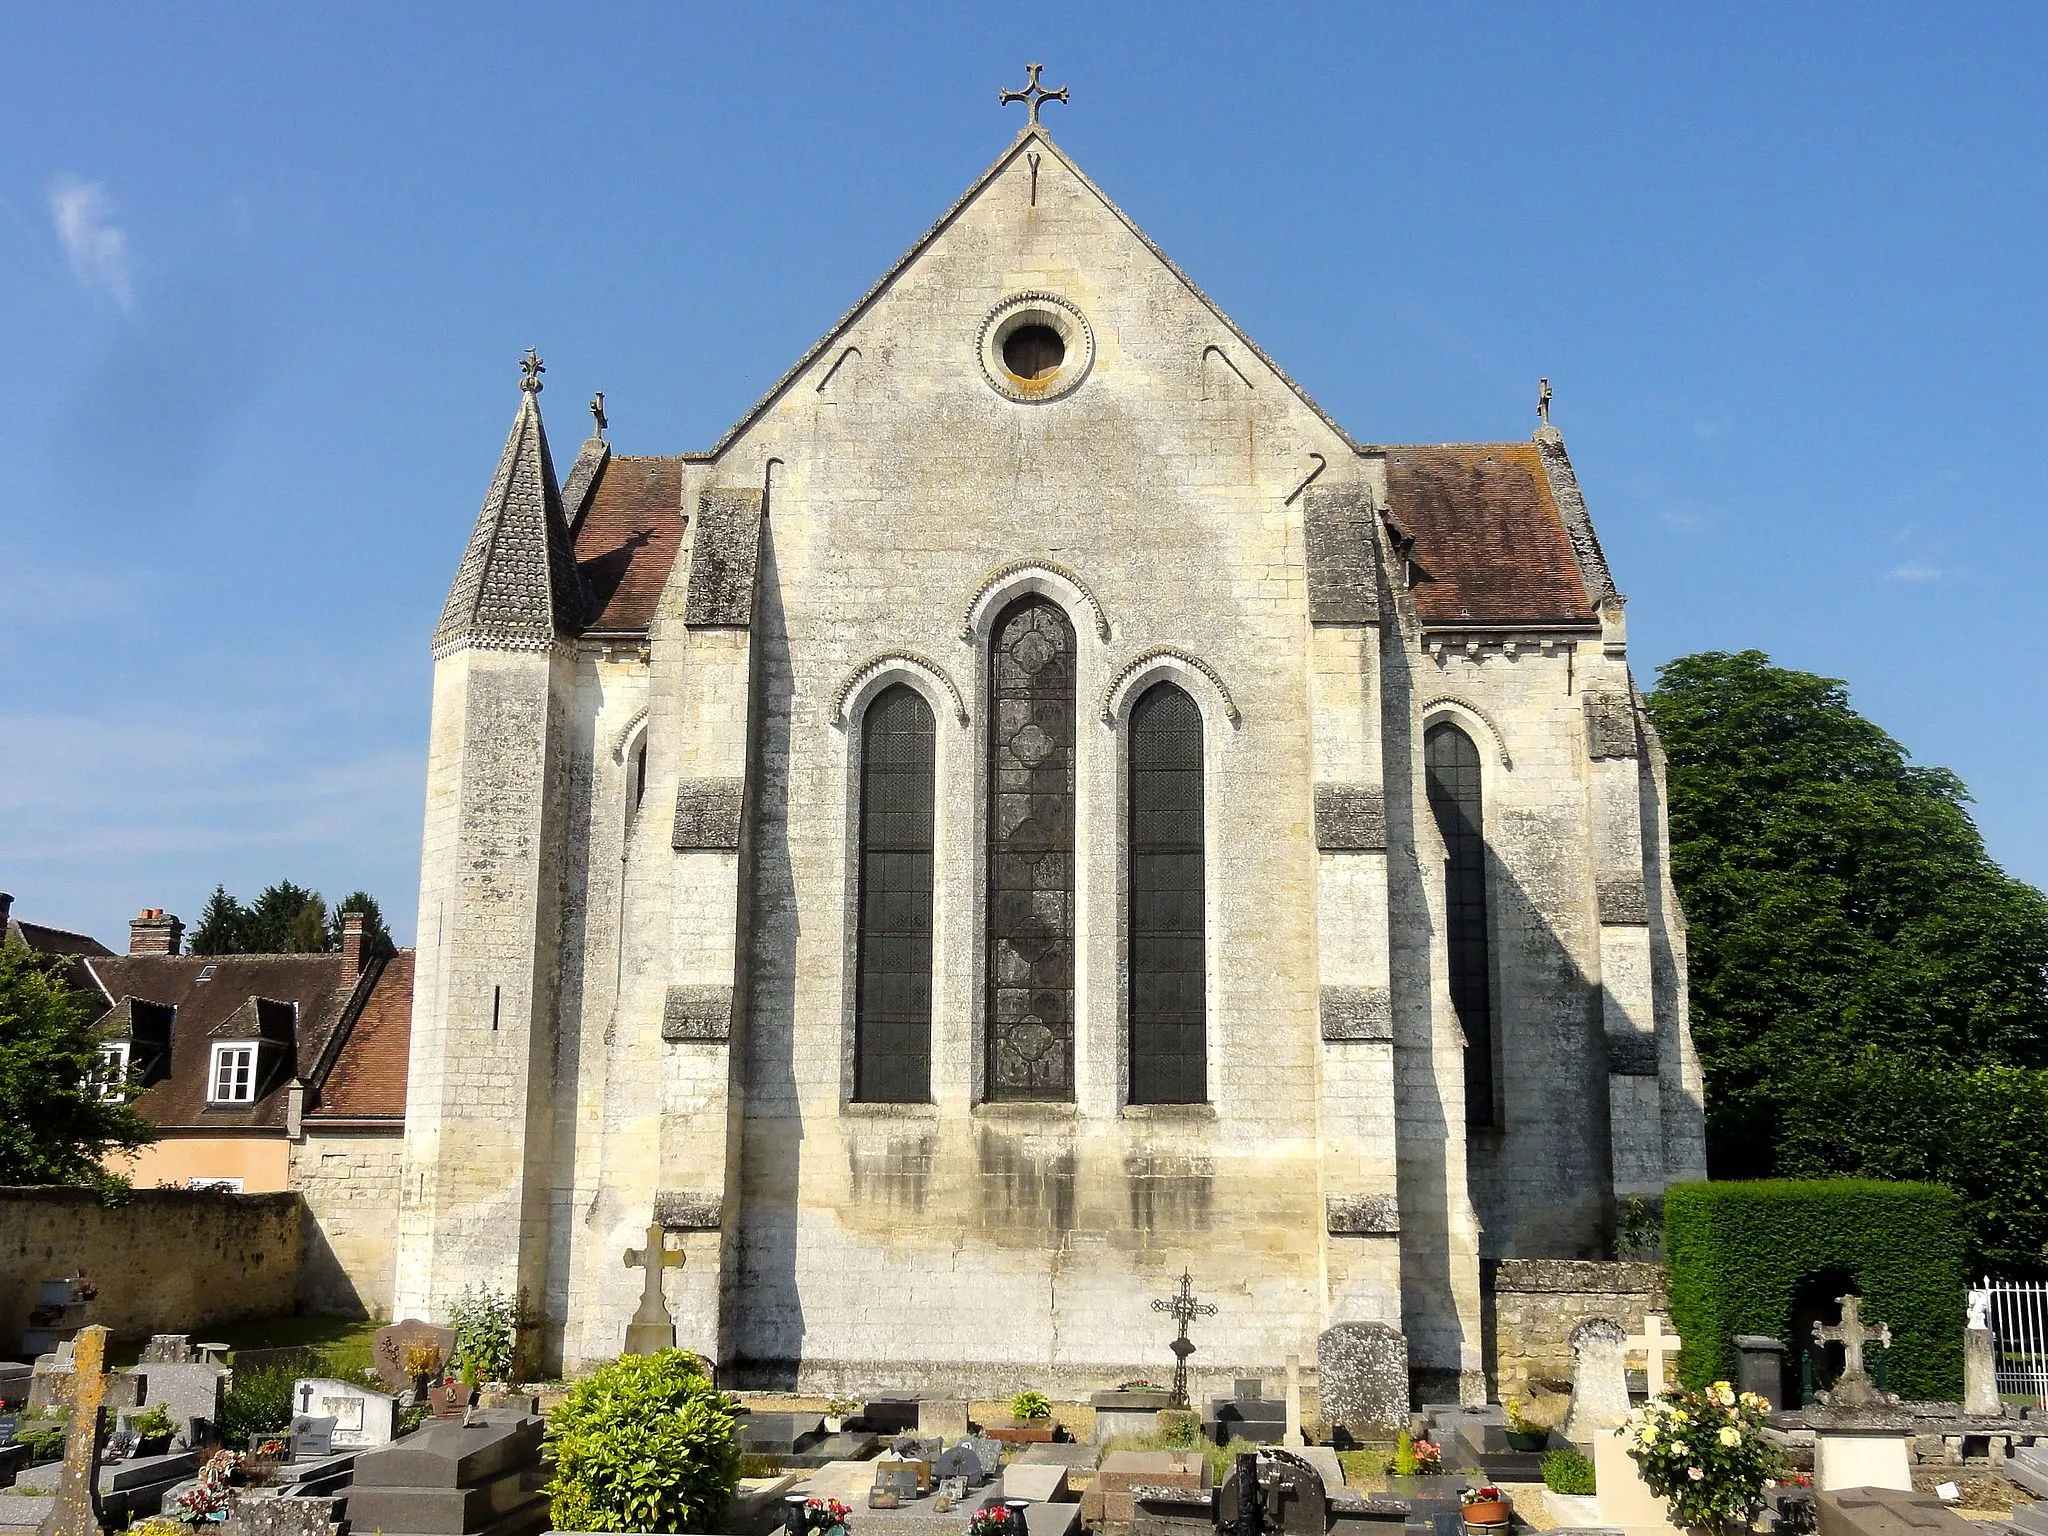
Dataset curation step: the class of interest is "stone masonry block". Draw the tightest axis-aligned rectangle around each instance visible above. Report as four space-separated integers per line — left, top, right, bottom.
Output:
672 778 744 850
1314 784 1386 851
661 986 734 1043
1584 690 1639 759
1597 873 1649 925
1325 1194 1400 1235
653 1190 724 1230
1319 986 1393 1042
1303 486 1379 625
684 487 765 627
1606 1029 1658 1077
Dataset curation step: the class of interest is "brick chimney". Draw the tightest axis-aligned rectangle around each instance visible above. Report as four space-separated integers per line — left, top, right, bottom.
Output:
128 908 183 956
0 893 12 931
340 909 369 978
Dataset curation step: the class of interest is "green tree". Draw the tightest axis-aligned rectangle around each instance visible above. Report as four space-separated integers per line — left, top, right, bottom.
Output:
188 885 252 956
0 943 154 1185
1645 650 2048 1271
325 891 392 954
245 882 327 953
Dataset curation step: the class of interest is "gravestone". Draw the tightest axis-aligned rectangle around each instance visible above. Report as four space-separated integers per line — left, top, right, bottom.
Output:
1563 1317 1629 1444
1206 1391 1285 1445
38 1321 109 1536
343 1408 548 1536
1734 1335 1786 1411
917 1401 969 1438
862 1399 920 1435
963 1435 1005 1482
289 1417 336 1460
137 1363 226 1444
1316 1322 1408 1434
622 1223 684 1356
1625 1314 1683 1400
368 1319 456 1396
933 1445 981 1486
1808 1296 1913 1494
1216 1450 1324 1536
1282 1355 1305 1448
1000 1462 1071 1502
0 1364 28 1407
291 1379 397 1450
1963 1293 1999 1417
137 1338 192 1366
1087 1388 1173 1444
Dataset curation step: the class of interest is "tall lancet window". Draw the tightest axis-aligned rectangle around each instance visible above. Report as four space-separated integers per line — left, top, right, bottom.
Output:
855 684 937 1102
1128 682 1207 1104
1425 722 1495 1125
987 596 1077 1100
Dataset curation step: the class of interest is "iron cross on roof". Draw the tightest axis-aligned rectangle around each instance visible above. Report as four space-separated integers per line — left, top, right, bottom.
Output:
1001 62 1069 127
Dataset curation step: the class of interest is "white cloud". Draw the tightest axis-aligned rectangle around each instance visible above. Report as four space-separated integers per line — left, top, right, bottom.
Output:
48 173 133 310
1886 561 1946 583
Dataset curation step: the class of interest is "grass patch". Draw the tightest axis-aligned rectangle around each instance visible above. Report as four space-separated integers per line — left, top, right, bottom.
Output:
1337 1447 1397 1487
1100 1433 1269 1485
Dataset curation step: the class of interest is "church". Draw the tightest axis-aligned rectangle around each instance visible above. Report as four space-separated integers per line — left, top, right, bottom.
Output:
393 83 1705 1407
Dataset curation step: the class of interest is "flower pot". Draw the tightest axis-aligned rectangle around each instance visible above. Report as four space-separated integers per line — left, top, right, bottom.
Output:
1461 1498 1512 1527
987 1420 1055 1444
824 1416 844 1434
1505 1429 1548 1452
136 1433 174 1457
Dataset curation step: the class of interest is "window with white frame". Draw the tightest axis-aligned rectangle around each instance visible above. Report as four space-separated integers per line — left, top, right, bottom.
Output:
96 1042 131 1100
209 1043 256 1104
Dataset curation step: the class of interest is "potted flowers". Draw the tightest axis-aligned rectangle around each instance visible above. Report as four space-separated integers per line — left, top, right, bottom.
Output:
967 1506 1018 1536
990 1390 1055 1444
802 1496 852 1536
1622 1380 1780 1536
1460 1485 1512 1528
403 1342 444 1405
825 1398 860 1435
1383 1428 1445 1499
129 1403 177 1457
1503 1397 1550 1453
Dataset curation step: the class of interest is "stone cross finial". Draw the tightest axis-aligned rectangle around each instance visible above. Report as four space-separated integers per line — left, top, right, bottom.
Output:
1152 1269 1216 1408
1815 1294 1891 1379
1624 1312 1683 1397
1000 63 1069 128
590 391 607 439
519 348 545 394
623 1222 685 1355
1537 377 1553 427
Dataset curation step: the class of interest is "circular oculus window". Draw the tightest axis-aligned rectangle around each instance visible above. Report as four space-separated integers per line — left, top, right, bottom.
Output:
979 293 1093 403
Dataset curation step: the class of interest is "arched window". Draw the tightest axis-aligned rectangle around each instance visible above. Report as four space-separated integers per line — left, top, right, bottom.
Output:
987 595 1076 1100
855 684 936 1102
1425 722 1494 1126
1128 682 1206 1104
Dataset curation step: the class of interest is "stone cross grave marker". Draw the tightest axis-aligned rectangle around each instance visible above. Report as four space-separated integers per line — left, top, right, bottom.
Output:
39 1321 109 1536
623 1223 683 1355
1625 1313 1683 1398
1815 1294 1892 1411
1153 1269 1216 1408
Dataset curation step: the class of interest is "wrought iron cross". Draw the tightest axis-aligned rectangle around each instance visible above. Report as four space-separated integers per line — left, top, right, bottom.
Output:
590 391 607 438
1814 1294 1891 1379
1153 1269 1216 1407
1537 377 1553 427
1001 63 1069 127
519 347 545 393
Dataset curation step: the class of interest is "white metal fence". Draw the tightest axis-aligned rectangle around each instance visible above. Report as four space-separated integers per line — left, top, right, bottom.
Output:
1982 1278 2048 1402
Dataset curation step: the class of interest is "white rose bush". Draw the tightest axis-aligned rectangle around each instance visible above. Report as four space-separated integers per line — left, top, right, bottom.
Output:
1623 1381 1781 1532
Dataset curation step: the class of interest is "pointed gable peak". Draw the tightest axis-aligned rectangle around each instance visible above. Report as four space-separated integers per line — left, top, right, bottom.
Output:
433 361 585 658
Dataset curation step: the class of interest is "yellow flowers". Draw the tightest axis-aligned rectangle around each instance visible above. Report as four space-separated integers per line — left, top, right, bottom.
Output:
1719 1426 1742 1447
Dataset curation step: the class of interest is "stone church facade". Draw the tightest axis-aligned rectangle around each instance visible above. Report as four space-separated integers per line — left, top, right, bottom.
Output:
393 119 1705 1404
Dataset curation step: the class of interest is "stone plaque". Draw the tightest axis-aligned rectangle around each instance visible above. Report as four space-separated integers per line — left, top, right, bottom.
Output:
1314 784 1386 852
660 986 734 1043
1325 1194 1400 1235
1319 986 1392 1042
671 778 745 851
1316 1322 1408 1433
291 1415 337 1460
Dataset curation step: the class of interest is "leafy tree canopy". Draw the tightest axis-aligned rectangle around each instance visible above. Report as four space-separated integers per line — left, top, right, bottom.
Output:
1646 650 2048 1272
187 882 392 957
0 942 154 1185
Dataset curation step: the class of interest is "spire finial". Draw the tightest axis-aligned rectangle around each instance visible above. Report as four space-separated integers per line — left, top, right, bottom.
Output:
1000 62 1068 128
520 348 545 394
590 391 608 439
1537 376 1553 427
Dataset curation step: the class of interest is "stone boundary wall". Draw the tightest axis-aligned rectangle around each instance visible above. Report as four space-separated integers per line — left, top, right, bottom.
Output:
0 1186 302 1354
291 1131 403 1318
1491 1258 1666 1400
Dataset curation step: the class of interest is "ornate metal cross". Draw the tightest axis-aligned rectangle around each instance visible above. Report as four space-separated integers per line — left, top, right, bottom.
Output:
1624 1312 1683 1397
1815 1294 1891 1379
1153 1269 1216 1407
519 347 545 393
1000 63 1069 127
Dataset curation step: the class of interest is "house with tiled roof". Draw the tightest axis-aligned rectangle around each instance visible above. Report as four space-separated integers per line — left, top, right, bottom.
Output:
0 892 114 994
85 909 412 1316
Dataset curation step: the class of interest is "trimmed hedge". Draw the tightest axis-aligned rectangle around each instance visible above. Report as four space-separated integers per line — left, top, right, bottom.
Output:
1665 1179 1965 1400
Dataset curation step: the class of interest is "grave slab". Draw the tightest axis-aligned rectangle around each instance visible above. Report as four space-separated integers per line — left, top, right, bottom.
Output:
1001 1463 1072 1502
1816 1487 1979 1536
293 1378 398 1449
1814 1432 1914 1494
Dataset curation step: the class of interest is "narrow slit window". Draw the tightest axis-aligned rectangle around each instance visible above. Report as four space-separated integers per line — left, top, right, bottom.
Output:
1128 682 1207 1104
1425 722 1495 1125
855 684 937 1102
986 595 1077 1100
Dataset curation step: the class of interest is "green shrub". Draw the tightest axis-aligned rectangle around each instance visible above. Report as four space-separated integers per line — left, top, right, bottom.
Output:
1541 1447 1595 1495
545 1350 741 1533
217 1364 296 1448
17 1411 69 1463
449 1283 518 1383
1009 1389 1052 1422
1664 1179 1965 1399
129 1403 175 1438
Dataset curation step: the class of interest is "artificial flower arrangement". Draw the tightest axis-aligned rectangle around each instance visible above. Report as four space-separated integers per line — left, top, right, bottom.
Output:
167 1450 242 1524
967 1505 1018 1536
804 1497 853 1536
1459 1485 1512 1526
1622 1381 1781 1531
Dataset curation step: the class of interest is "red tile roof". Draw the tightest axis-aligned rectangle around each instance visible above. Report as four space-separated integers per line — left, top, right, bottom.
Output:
311 950 412 1121
574 456 685 633
1385 443 1598 627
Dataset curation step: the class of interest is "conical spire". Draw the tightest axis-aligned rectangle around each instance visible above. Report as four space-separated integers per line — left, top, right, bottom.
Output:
432 353 584 657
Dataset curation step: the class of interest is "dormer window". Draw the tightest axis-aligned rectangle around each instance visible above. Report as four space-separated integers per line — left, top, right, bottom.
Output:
197 965 217 983
210 1043 256 1104
96 1042 131 1101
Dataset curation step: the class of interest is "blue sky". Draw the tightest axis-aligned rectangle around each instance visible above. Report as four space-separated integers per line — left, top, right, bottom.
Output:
3 5 2044 947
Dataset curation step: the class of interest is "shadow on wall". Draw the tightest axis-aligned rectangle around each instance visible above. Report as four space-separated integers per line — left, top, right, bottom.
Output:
297 1206 374 1319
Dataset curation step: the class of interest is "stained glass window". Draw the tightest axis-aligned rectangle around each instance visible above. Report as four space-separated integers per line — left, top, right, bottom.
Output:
1128 682 1206 1104
987 596 1076 1100
855 684 936 1102
1425 722 1494 1126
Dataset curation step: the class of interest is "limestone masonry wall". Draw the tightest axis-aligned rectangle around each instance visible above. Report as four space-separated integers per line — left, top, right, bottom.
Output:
1489 1258 1665 1401
293 1132 404 1318
0 1186 302 1354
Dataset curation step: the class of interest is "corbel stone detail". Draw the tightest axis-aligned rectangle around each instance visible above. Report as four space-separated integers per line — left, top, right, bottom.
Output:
1606 1030 1659 1077
672 778 744 850
683 487 765 627
653 1189 723 1231
1314 784 1387 852
1583 691 1639 760
661 986 734 1043
1326 1194 1401 1236
1320 986 1393 1042
1597 873 1649 926
1303 486 1380 625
